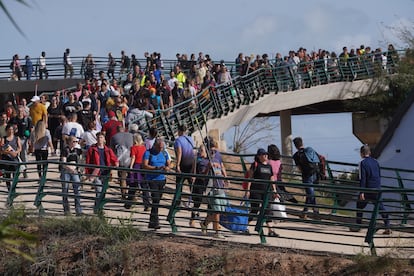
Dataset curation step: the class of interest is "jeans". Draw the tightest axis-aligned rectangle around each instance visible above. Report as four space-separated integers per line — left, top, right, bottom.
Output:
34 149 48 177
61 172 82 215
302 173 318 213
148 179 166 225
356 192 390 227
175 163 193 206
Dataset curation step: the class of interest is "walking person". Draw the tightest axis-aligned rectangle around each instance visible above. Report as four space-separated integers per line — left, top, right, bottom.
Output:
9 105 32 178
292 137 321 219
267 144 297 203
107 52 116 80
39 51 48 79
174 124 195 207
124 133 146 209
0 124 22 191
200 138 230 238
11 54 22 80
85 132 119 213
110 125 133 199
60 136 83 216
24 55 33 80
349 145 391 234
29 120 54 178
189 144 210 227
142 138 171 229
63 48 74 79
244 148 279 237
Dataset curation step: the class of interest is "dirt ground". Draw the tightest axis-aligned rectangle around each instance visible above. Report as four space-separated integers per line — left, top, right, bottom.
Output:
2 227 414 276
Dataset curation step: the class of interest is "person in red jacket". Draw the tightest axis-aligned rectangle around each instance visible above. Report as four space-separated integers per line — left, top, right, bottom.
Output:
85 132 119 213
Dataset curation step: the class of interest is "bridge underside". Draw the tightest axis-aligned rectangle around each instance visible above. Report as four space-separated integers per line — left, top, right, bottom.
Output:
256 99 358 117
0 78 82 105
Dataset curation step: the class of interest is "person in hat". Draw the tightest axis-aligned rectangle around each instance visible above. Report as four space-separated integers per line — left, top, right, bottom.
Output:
60 135 83 216
29 95 48 126
244 148 279 237
102 110 122 144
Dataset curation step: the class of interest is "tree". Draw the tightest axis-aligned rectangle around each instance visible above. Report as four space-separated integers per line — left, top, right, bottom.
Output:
0 0 30 37
229 117 275 154
346 21 414 120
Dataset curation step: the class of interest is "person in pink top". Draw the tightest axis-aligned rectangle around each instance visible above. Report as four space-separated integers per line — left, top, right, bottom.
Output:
267 144 298 203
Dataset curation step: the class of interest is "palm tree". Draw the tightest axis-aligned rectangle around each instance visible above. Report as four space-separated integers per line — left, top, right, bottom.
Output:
0 0 30 37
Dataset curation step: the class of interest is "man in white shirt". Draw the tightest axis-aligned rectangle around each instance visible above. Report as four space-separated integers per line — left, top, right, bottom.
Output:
39 51 48 79
62 113 84 148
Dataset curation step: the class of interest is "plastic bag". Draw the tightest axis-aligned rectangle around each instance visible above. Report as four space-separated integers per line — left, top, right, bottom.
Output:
271 198 287 218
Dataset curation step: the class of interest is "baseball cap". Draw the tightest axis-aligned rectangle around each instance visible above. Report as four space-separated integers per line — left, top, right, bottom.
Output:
31 95 40 102
108 110 115 118
257 148 268 155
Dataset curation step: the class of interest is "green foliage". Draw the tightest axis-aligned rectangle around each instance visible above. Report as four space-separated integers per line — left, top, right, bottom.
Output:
38 216 144 243
0 208 37 262
346 23 414 120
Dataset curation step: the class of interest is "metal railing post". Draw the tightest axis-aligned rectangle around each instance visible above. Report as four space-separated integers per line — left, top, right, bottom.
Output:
167 176 184 233
395 170 412 225
364 191 382 256
6 163 22 207
34 162 49 215
254 181 273 244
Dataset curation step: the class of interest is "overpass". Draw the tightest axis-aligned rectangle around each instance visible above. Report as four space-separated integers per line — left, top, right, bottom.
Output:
132 57 393 158
1 51 397 155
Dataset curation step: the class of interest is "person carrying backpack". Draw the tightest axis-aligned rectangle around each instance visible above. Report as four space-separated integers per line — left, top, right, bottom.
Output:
292 137 321 220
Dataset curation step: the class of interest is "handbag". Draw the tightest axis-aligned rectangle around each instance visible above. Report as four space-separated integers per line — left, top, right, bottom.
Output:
271 198 287 218
17 156 26 172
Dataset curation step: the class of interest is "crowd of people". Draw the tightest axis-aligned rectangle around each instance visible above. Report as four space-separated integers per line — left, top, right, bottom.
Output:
1 44 395 235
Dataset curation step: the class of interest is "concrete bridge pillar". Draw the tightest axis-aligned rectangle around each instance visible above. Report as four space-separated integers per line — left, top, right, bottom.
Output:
280 110 293 170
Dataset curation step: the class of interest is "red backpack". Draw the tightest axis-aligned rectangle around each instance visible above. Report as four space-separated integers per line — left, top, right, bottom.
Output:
242 161 257 190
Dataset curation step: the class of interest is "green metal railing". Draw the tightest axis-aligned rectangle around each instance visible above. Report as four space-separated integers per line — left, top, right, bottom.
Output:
130 50 401 141
1 156 413 256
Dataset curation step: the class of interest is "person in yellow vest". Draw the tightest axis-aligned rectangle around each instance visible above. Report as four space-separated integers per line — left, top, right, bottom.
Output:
175 65 186 100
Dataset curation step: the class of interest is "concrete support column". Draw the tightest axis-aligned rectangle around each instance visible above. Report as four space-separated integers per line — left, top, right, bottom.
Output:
280 110 293 171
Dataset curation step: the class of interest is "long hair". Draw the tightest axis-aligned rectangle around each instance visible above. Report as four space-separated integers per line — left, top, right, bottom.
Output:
33 120 46 143
268 144 281 160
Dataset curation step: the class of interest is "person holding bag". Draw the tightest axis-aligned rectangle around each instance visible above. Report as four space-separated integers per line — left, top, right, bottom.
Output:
1 124 22 191
244 148 279 237
200 138 230 239
267 144 289 219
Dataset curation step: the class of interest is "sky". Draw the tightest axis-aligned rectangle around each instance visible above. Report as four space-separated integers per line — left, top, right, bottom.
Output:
1 0 412 163
223 113 361 165
1 0 413 61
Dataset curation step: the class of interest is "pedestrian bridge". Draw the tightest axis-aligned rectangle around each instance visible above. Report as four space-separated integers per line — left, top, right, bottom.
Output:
135 54 394 155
